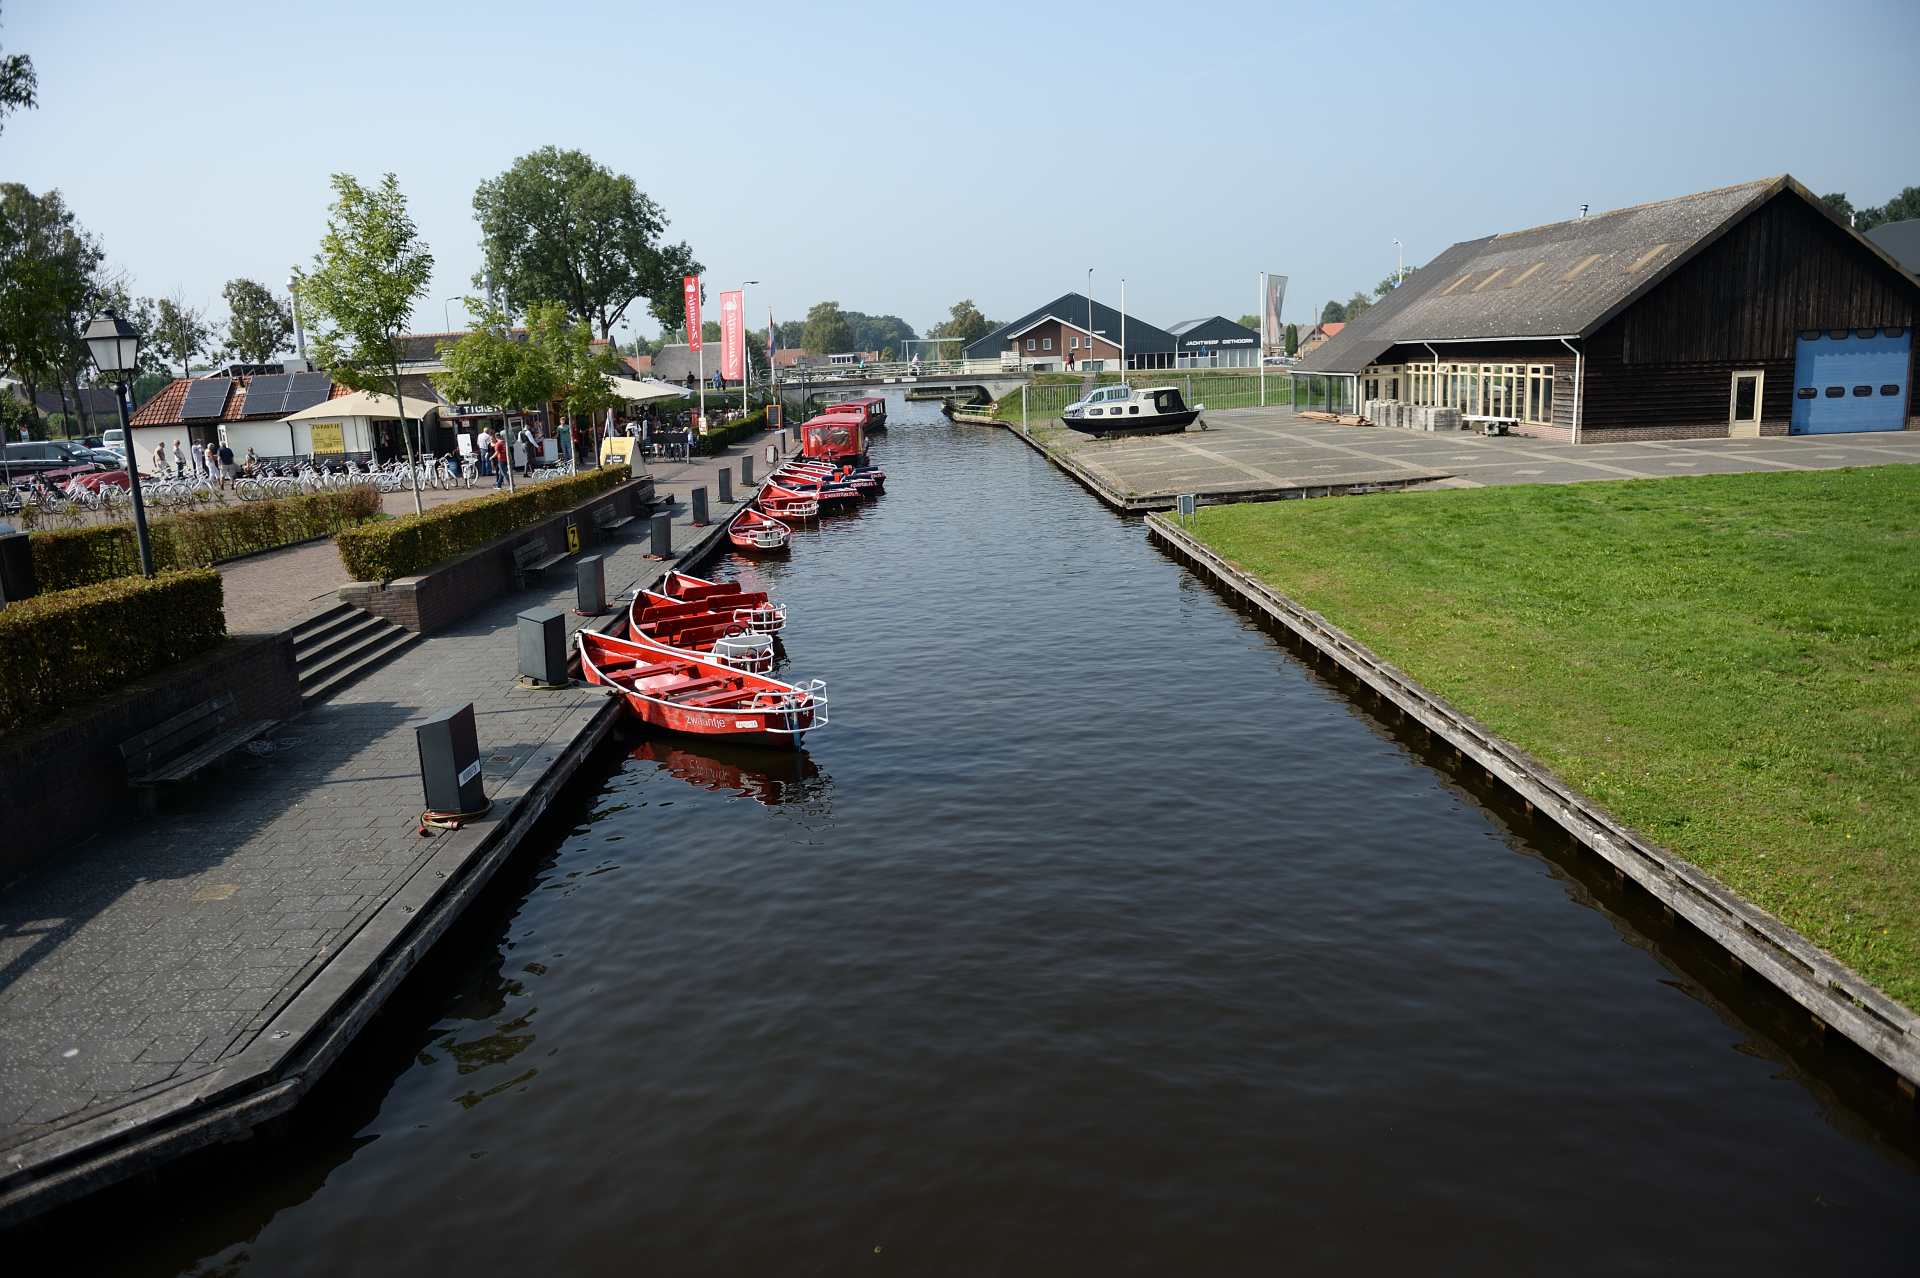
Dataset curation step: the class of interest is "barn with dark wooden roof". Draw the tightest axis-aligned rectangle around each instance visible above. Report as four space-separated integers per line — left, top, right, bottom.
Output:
1294 176 1920 441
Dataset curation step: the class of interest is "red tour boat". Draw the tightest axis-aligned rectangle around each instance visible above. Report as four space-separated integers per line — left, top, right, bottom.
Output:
822 395 887 432
579 629 826 747
800 413 865 465
728 506 791 552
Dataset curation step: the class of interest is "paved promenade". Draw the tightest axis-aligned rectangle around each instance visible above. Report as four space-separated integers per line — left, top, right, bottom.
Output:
1025 405 1920 507
0 440 770 1205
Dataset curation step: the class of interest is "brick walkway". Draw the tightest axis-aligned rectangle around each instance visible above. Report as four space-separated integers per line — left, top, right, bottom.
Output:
0 442 768 1150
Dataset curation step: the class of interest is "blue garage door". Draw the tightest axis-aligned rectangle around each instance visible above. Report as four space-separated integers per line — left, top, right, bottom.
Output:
1790 327 1911 434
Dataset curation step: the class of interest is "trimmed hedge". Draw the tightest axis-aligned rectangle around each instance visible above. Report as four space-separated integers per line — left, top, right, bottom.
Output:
693 405 777 455
336 466 633 581
32 488 382 590
0 569 226 735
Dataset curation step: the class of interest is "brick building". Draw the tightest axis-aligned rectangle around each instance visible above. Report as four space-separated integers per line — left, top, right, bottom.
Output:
964 293 1178 371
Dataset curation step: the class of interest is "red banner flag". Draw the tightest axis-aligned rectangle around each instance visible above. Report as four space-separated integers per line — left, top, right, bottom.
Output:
683 275 702 352
718 291 744 381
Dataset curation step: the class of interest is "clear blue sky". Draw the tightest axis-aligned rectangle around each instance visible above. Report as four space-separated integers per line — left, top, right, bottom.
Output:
8 0 1918 344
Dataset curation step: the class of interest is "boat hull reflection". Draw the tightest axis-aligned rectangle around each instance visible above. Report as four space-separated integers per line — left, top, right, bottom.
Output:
628 736 828 808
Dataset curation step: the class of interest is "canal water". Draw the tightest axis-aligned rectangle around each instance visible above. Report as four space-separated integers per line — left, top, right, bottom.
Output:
68 400 1918 1274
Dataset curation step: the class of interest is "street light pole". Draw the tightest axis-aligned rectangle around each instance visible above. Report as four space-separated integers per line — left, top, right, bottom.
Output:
1394 238 1404 286
83 308 155 577
1086 268 1093 372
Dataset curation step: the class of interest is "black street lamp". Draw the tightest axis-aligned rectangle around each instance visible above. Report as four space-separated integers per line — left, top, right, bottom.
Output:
83 308 156 577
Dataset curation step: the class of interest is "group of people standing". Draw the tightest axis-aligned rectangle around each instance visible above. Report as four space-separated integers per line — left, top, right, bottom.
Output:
152 438 238 485
471 422 544 488
621 408 695 460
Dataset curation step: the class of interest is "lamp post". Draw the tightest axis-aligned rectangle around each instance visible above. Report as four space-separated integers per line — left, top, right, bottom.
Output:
84 308 155 578
1086 268 1093 372
1394 238 1404 286
741 279 759 411
442 296 464 335
288 273 308 366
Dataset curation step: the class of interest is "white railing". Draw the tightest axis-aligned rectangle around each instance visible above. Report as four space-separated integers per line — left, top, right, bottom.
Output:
771 357 1017 385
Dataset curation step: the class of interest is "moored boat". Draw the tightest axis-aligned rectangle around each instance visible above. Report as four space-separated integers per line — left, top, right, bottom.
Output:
579 629 826 747
653 570 788 633
800 413 866 465
627 592 777 672
822 395 887 432
728 506 791 552
1060 384 1205 437
757 482 820 521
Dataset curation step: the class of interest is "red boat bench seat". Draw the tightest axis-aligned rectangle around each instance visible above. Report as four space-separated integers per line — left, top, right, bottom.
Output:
677 688 762 709
659 676 733 700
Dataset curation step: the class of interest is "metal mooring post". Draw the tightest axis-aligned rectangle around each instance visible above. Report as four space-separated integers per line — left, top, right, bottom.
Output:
647 512 672 559
575 554 607 615
690 485 709 526
741 454 754 484
515 607 569 687
717 468 733 503
417 703 486 814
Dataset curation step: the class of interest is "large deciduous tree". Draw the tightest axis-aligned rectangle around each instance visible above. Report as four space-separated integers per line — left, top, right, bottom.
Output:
297 172 434 513
1319 299 1347 325
0 183 102 438
152 291 213 376
221 277 294 364
434 300 558 465
929 299 993 347
473 147 699 340
802 301 854 356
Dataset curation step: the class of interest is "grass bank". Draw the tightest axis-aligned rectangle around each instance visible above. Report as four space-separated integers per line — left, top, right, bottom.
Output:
1189 466 1920 1006
993 370 1288 424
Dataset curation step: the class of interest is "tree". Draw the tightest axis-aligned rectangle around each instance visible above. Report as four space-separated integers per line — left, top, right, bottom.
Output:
297 172 435 513
1284 323 1299 356
473 146 699 339
434 299 558 461
525 300 624 450
1344 291 1373 320
1236 313 1260 331
1860 186 1920 231
928 298 993 346
701 319 721 344
846 311 916 358
0 184 102 438
152 292 213 376
1820 192 1857 225
1374 265 1421 298
1320 299 1347 325
220 278 294 364
0 3 35 136
802 301 854 355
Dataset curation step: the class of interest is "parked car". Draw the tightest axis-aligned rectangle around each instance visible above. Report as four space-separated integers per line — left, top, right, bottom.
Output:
101 427 126 454
2 439 105 484
1261 354 1298 367
71 446 126 467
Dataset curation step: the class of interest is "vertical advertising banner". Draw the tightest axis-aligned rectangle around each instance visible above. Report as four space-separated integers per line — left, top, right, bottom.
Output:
1263 273 1288 353
683 275 703 351
718 290 744 381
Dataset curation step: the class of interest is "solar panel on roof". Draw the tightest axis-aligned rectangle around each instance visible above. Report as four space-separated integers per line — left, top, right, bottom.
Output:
282 371 332 413
180 378 232 420
243 373 291 417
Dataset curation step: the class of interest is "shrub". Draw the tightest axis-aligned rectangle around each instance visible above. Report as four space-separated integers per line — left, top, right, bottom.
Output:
336 466 632 581
0 570 226 735
31 487 382 589
693 406 777 455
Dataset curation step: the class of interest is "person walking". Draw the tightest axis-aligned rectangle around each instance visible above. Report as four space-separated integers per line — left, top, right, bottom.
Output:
204 441 221 486
475 426 494 476
491 433 508 488
152 441 166 477
1066 347 1076 371
217 441 235 483
518 423 537 476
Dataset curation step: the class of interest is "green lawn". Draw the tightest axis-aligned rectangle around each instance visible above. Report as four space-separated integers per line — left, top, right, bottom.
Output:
1190 467 1920 1007
992 371 1287 423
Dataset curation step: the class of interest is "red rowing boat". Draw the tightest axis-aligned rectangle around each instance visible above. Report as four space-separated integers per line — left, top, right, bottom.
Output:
627 593 776 672
579 629 826 747
728 506 791 552
757 482 820 521
653 570 787 633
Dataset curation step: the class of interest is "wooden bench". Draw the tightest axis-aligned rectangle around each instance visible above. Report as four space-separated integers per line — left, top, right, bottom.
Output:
119 694 276 804
592 503 638 534
512 538 567 586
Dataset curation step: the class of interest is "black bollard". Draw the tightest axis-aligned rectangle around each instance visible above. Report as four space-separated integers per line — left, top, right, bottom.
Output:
417 703 485 814
575 554 606 615
0 531 35 606
516 607 568 686
741 455 754 484
690 485 708 526
648 512 672 558
717 469 733 503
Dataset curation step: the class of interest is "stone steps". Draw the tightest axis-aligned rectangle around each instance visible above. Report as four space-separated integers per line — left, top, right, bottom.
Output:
288 603 421 705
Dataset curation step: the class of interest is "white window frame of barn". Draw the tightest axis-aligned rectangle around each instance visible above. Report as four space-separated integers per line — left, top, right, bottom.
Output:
1524 365 1555 425
1026 338 1036 351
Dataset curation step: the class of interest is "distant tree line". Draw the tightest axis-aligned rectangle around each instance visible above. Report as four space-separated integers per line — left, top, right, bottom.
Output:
1819 186 1920 232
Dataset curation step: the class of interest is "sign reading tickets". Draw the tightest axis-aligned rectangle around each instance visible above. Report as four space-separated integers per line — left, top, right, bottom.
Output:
718 290 744 380
683 275 702 352
310 422 345 454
